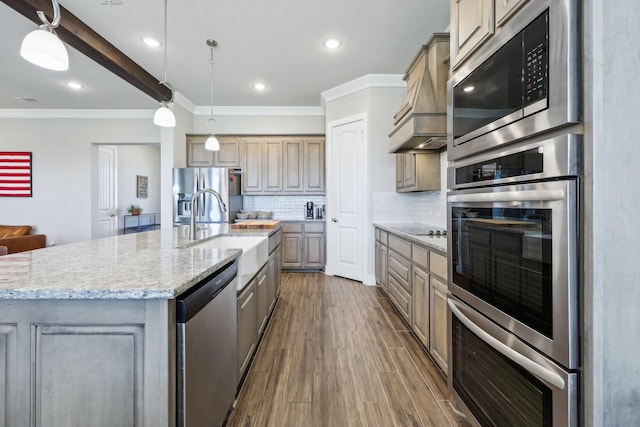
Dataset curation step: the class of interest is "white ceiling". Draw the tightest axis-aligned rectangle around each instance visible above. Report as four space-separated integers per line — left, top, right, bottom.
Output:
0 0 450 110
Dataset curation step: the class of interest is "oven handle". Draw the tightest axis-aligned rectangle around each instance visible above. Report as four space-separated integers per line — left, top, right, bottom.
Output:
447 189 565 203
448 298 566 390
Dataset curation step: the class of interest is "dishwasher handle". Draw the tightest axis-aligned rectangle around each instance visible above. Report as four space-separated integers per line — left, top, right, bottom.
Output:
176 261 237 323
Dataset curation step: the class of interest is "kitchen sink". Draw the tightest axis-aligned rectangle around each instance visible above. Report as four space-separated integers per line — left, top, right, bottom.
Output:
191 235 269 290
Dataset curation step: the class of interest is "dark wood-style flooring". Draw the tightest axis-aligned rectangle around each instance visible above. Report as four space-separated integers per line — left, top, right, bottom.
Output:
227 272 463 427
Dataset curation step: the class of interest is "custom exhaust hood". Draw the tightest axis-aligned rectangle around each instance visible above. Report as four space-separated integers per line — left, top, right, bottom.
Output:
389 33 450 153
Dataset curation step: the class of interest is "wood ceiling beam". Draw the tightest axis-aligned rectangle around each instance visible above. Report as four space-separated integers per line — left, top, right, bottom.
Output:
3 0 172 103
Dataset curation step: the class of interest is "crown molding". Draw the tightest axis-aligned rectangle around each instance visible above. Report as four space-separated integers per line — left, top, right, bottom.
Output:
0 109 154 119
193 105 325 116
173 92 196 114
321 74 406 104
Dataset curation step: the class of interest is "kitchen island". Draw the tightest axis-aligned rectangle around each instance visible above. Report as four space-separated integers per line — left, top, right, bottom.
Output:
0 224 275 427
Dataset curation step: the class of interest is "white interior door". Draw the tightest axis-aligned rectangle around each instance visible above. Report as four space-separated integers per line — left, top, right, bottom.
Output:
326 114 367 281
96 146 117 238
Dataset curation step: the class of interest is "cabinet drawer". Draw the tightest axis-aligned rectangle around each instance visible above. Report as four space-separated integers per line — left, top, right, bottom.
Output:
388 274 411 324
388 234 411 259
268 230 281 254
282 223 303 233
412 245 429 270
388 250 411 293
380 230 388 246
304 222 324 233
430 251 447 281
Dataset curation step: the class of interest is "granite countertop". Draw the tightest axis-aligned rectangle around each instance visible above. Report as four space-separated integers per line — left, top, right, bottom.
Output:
0 224 280 300
374 223 448 254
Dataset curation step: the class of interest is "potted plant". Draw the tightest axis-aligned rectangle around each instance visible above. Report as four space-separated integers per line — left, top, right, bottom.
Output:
126 204 143 216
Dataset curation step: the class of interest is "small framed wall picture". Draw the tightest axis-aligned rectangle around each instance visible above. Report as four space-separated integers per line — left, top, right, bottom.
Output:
0 152 32 197
136 175 148 198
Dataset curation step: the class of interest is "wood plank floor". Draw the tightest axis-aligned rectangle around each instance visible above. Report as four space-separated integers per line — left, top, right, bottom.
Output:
227 272 464 427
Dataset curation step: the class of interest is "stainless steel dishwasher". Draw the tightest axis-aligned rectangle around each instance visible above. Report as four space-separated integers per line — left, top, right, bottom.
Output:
176 261 238 427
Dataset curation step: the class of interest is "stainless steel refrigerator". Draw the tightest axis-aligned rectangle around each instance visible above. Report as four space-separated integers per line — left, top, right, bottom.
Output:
172 168 242 225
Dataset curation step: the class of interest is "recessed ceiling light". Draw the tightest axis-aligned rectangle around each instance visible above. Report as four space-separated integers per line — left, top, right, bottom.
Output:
462 86 475 93
66 81 84 90
141 37 161 48
253 82 267 91
324 38 342 49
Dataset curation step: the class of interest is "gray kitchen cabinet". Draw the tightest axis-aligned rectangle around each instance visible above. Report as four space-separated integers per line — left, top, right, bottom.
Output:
412 245 430 348
374 226 449 375
255 265 268 335
396 152 441 192
282 222 325 270
304 138 325 193
242 138 264 193
430 274 449 372
495 0 529 27
242 136 325 195
186 134 242 168
267 248 278 312
237 278 257 380
451 0 494 69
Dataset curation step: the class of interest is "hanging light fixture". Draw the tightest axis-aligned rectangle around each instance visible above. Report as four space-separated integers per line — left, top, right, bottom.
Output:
204 39 219 151
20 0 69 71
153 0 176 128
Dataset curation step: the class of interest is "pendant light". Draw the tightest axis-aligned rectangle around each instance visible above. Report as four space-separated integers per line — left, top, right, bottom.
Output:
204 39 220 151
153 0 176 128
20 0 69 71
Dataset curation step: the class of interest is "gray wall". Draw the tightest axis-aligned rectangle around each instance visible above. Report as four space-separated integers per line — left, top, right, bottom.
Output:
583 1 640 425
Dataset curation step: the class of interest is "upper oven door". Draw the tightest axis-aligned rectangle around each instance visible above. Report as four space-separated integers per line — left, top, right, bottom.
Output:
447 179 579 368
448 0 580 161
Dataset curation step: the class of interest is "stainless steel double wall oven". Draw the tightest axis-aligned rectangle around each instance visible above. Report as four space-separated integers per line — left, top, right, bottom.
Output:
446 1 581 426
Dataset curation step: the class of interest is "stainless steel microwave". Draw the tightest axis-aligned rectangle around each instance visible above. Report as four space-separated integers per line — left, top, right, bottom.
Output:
447 0 580 161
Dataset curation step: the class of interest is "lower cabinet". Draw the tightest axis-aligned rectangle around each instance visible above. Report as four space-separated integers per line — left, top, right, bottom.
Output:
374 226 449 375
237 235 282 382
281 221 325 270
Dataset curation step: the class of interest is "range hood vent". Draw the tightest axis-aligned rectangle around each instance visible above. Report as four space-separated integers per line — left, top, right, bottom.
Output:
389 33 450 153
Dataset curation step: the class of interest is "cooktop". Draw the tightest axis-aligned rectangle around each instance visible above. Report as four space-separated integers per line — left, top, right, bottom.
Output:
391 224 447 237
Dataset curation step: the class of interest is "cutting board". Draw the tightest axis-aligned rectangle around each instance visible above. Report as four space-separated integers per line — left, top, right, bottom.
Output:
230 220 282 229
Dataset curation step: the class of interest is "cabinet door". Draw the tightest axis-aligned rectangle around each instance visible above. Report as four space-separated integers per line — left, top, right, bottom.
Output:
186 136 214 167
403 153 416 189
304 138 325 193
451 0 494 69
256 266 269 335
396 155 404 188
282 233 303 268
388 273 412 324
275 247 282 296
242 139 264 194
412 266 430 348
264 139 283 193
380 245 388 292
214 137 242 168
303 233 325 268
495 0 528 27
267 252 277 312
237 280 257 380
429 276 449 372
283 139 304 192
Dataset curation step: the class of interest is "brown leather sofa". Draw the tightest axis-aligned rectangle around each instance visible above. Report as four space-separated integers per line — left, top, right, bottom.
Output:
0 225 46 254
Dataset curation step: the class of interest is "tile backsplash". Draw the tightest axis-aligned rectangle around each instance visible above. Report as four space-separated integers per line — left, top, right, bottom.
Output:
243 195 327 220
372 191 447 228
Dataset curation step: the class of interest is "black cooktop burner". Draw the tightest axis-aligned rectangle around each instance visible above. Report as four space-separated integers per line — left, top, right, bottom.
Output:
392 224 447 236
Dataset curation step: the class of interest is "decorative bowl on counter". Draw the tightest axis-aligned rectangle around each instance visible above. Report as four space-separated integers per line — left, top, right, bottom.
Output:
243 211 257 219
257 211 273 219
236 212 250 219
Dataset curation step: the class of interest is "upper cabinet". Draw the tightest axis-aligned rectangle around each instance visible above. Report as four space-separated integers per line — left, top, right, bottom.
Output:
495 0 529 27
450 0 495 70
396 153 441 193
242 136 325 195
186 135 242 168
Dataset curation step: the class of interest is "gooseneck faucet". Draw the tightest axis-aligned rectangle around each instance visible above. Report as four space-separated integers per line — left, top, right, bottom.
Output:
189 188 227 240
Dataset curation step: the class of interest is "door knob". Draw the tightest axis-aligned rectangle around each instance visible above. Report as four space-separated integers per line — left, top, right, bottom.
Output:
331 218 338 222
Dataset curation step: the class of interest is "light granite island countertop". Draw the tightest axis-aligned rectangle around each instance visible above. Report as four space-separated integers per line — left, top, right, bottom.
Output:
0 224 279 427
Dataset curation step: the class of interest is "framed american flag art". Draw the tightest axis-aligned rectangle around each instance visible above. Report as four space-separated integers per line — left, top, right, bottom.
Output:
0 152 32 197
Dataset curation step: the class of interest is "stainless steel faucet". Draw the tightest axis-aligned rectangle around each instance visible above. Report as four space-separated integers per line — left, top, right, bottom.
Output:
189 188 227 240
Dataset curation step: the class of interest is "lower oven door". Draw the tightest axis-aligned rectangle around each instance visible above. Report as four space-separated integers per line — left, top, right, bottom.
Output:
448 297 578 427
447 179 578 368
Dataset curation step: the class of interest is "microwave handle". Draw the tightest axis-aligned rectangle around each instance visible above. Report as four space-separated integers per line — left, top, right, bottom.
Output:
447 189 565 203
448 298 566 390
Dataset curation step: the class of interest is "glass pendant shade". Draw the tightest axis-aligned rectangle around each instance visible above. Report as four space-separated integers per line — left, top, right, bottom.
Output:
205 135 220 151
20 28 69 71
153 103 176 127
